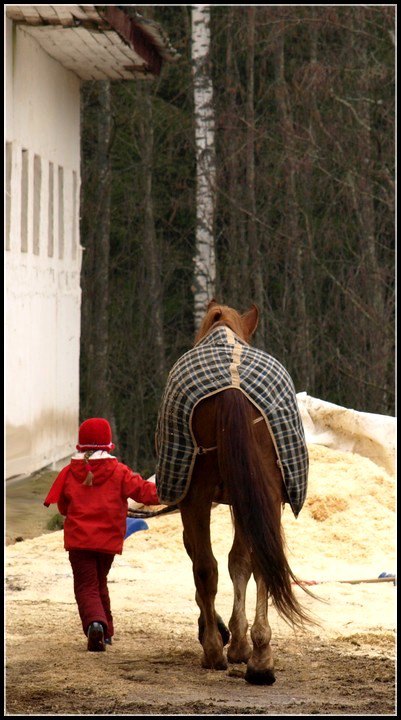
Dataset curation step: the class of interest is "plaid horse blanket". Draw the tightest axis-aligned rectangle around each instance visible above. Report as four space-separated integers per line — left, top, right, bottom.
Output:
155 325 309 517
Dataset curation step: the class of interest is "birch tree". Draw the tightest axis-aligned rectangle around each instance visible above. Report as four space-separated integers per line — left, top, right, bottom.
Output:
191 4 216 329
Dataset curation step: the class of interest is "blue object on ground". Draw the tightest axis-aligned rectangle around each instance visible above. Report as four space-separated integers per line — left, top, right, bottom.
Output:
125 518 149 539
378 572 395 579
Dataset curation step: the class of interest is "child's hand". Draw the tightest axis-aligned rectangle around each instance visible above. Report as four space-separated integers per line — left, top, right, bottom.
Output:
128 497 145 511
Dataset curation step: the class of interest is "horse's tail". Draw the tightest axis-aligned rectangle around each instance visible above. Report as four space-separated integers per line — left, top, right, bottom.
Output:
216 388 316 629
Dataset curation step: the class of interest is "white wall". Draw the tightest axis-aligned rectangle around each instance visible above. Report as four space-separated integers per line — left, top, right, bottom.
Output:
5 19 83 477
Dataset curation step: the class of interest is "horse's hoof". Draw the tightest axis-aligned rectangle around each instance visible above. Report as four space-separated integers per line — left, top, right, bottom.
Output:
227 643 252 664
244 667 276 685
201 655 228 671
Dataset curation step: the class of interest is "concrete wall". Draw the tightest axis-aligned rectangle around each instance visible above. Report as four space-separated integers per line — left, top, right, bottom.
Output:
5 19 83 477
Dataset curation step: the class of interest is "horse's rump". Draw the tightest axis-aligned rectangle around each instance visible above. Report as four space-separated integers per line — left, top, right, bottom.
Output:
155 325 308 516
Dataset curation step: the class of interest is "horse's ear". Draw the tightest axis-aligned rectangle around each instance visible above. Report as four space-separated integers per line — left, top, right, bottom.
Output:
241 304 259 339
207 298 222 323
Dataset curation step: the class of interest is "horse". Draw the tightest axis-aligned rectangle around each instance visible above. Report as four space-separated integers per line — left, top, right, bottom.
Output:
156 300 315 685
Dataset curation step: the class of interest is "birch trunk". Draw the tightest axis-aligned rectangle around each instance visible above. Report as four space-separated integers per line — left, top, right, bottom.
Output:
191 4 216 329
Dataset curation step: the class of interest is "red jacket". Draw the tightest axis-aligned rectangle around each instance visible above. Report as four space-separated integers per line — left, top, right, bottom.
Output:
44 457 159 555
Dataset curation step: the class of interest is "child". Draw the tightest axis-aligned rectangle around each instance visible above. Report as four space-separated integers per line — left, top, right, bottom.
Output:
44 417 160 652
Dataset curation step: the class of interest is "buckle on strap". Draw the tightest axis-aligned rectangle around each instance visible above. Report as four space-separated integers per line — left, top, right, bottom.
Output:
197 445 218 456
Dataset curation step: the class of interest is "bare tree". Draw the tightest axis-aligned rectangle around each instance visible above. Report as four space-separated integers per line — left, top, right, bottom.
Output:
273 15 313 390
246 6 265 343
346 6 393 410
219 7 244 307
81 81 114 424
138 82 166 382
191 4 217 329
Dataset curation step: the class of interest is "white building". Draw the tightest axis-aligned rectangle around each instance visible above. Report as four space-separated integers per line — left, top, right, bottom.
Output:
5 5 178 478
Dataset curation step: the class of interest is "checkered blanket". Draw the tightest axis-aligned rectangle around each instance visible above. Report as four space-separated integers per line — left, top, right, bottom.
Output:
155 325 309 517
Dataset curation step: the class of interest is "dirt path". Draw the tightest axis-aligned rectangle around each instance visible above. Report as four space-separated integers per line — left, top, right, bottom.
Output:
5 445 396 715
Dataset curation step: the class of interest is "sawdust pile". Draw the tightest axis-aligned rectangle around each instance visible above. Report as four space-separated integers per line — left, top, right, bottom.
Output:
281 444 396 582
132 442 396 582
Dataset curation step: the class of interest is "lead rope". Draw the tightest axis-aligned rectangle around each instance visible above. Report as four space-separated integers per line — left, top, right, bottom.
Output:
128 504 180 518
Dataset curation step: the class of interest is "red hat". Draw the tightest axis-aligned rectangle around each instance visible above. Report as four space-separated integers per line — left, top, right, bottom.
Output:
76 418 115 452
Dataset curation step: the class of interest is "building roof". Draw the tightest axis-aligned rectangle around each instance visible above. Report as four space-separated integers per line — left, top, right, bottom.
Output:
5 5 180 80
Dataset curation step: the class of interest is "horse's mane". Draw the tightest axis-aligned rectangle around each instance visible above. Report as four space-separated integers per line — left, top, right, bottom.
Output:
194 304 249 345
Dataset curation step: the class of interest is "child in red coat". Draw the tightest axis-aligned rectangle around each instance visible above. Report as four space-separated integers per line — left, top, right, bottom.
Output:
44 417 160 652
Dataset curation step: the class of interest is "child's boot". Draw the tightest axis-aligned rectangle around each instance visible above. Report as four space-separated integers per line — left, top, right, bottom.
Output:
87 622 106 652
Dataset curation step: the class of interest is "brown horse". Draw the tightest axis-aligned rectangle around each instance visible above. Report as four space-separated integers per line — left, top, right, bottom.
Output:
159 301 315 684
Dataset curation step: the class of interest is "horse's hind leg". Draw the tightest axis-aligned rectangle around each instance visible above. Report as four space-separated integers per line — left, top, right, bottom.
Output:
180 490 227 670
182 532 229 648
245 568 276 685
227 527 252 664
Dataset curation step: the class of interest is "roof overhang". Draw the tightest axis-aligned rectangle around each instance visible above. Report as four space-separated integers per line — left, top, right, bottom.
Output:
5 5 180 80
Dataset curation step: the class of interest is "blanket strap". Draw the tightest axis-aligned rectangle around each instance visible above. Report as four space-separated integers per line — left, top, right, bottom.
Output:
196 415 264 456
197 445 218 455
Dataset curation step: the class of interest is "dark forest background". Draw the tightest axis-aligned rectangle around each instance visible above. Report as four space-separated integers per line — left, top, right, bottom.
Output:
79 5 395 476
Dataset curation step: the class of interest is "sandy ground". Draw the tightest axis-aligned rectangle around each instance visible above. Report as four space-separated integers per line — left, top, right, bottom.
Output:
5 444 396 716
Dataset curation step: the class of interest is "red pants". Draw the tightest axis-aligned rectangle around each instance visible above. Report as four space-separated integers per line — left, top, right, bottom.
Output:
69 549 115 639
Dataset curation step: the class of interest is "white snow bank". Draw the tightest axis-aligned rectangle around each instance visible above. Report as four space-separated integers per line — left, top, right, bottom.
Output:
297 392 396 476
